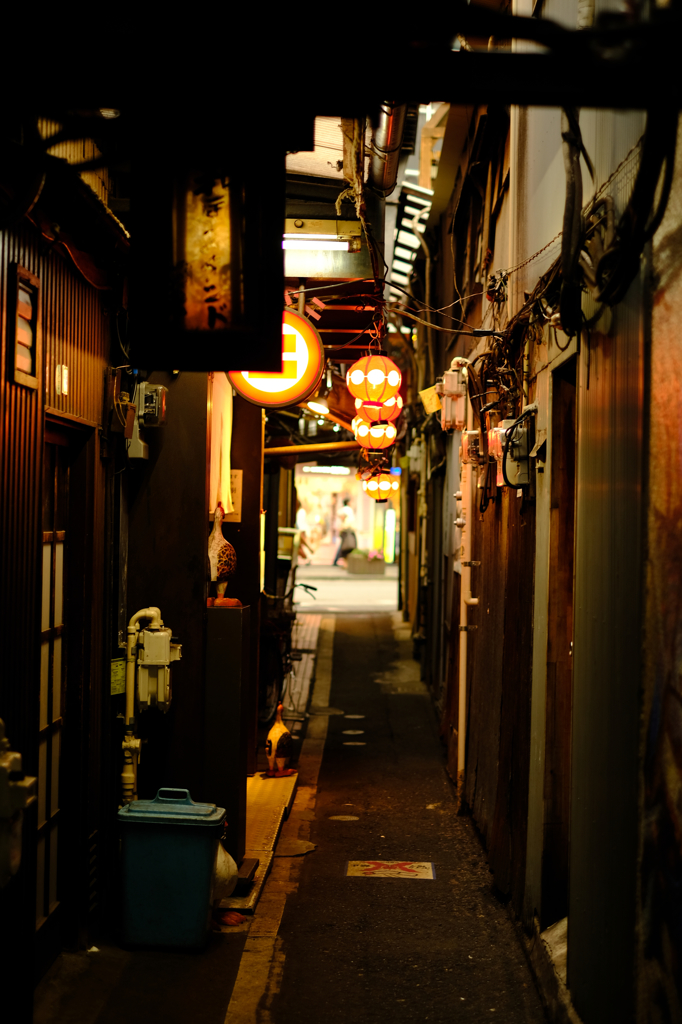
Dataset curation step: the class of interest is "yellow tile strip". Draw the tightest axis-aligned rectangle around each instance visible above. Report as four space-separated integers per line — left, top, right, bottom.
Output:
224 617 335 1024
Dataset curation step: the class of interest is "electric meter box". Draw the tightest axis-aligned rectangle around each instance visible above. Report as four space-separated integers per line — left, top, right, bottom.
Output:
461 430 481 465
138 382 167 427
437 370 466 432
118 788 225 949
490 420 531 486
129 383 168 459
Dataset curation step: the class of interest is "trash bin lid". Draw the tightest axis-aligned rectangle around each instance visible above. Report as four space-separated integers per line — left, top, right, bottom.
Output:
118 788 225 826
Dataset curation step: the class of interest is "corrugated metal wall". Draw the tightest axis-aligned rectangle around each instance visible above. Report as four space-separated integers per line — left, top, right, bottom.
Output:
0 219 110 999
42 255 108 424
0 224 46 760
0 224 45 1019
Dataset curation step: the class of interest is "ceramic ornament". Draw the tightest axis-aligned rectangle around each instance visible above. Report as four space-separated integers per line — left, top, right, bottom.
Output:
208 501 237 597
265 703 293 775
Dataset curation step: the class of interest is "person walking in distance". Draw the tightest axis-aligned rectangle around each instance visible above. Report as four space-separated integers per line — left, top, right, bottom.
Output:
333 498 357 566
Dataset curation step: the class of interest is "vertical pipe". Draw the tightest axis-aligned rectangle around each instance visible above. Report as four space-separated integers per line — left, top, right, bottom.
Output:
523 335 530 402
457 386 474 801
413 214 433 384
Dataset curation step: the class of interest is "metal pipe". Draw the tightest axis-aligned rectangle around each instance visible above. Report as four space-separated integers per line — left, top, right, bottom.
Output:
264 440 360 457
122 606 162 804
457 389 475 807
369 102 407 198
523 334 530 402
413 213 434 385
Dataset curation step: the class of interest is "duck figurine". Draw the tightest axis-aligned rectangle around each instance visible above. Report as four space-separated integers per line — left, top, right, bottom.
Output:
208 501 237 598
265 704 293 776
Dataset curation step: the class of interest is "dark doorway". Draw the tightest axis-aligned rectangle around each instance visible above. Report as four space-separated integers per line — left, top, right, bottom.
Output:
542 357 577 928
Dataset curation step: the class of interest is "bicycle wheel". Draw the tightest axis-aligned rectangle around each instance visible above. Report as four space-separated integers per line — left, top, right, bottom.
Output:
258 636 283 724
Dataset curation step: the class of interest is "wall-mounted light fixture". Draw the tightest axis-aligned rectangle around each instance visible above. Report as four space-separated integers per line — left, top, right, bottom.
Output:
283 235 352 252
306 363 333 415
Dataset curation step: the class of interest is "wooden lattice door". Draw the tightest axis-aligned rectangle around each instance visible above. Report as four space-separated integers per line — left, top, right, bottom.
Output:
36 441 69 942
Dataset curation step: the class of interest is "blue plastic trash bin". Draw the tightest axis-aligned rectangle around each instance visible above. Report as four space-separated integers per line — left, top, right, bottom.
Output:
118 787 225 948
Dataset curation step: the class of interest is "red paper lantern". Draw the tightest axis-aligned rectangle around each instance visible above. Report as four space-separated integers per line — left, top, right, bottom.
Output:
346 354 401 403
353 418 398 451
362 472 399 501
354 394 403 423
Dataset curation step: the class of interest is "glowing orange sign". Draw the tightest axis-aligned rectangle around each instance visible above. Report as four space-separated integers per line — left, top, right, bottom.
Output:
228 310 325 409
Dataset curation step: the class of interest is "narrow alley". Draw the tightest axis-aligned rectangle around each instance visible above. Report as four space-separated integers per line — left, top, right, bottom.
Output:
34 612 547 1024
268 614 545 1024
3 41 682 1024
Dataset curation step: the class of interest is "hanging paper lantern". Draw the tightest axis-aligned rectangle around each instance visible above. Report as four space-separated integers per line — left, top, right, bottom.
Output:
354 394 403 423
362 477 381 498
353 419 398 451
346 354 402 403
362 473 398 502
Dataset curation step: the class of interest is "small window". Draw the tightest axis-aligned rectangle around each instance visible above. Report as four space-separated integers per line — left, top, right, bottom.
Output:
11 265 40 389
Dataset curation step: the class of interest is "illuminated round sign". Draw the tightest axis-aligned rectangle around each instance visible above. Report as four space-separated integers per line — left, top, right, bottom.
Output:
228 310 325 409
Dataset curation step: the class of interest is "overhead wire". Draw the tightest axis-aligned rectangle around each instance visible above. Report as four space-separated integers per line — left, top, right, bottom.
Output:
387 280 479 327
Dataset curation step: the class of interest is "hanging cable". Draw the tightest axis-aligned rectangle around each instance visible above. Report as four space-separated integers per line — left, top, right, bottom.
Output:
596 107 678 306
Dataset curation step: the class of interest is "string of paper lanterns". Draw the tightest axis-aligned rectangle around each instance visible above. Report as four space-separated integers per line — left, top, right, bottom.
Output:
347 353 403 454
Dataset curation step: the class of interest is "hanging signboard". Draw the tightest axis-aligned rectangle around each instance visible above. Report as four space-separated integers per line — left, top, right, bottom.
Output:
228 310 325 409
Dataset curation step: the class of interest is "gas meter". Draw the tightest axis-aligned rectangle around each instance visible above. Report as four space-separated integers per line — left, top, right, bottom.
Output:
137 625 181 711
121 607 182 804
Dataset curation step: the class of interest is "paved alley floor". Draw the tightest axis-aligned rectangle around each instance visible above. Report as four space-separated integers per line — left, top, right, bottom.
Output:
35 613 547 1024
266 613 547 1024
294 563 399 614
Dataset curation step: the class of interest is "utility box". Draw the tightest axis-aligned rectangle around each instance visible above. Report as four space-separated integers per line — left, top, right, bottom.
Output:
118 788 225 948
137 626 181 711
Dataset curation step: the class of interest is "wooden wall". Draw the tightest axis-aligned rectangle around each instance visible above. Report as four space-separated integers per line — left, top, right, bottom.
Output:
221 397 264 775
126 381 265 794
464 487 535 914
638 141 682 1022
126 371 210 801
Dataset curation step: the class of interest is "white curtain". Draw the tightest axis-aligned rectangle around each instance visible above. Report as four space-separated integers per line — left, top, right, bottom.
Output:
209 372 235 514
